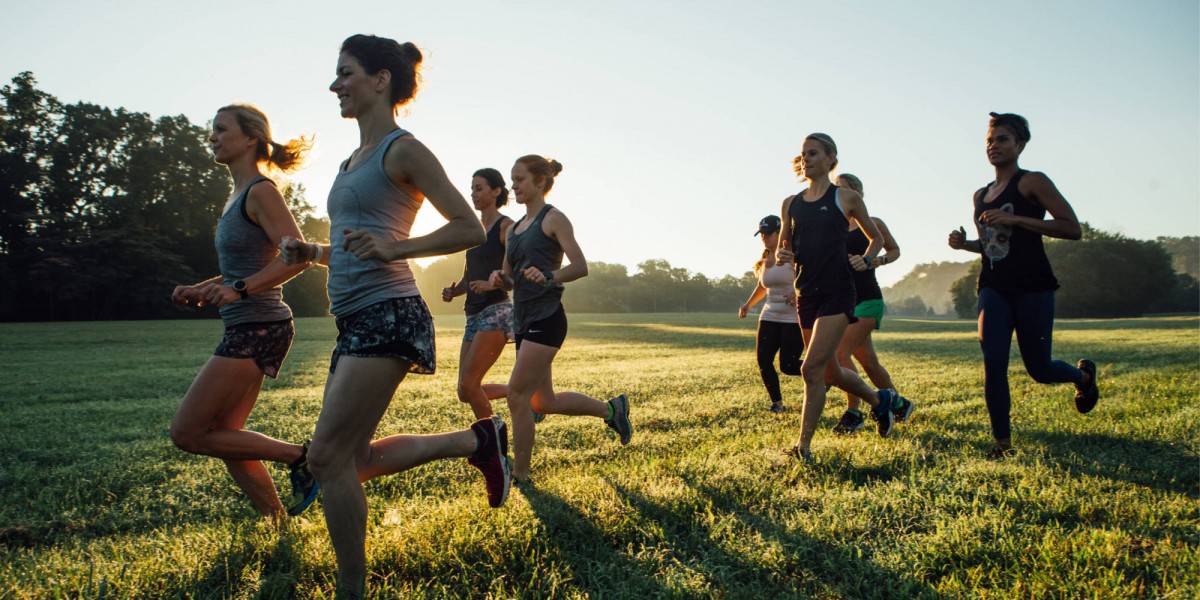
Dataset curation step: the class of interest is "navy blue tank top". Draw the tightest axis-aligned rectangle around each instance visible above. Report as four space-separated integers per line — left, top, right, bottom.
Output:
464 216 511 315
846 227 882 302
787 185 853 296
973 170 1059 292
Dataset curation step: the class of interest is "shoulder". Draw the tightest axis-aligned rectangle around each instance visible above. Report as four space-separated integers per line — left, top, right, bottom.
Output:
870 216 888 228
381 133 428 171
1018 170 1053 190
245 179 283 209
544 206 571 228
838 187 863 205
973 186 988 202
781 194 796 210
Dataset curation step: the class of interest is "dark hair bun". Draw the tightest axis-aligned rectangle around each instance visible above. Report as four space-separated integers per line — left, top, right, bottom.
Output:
548 159 563 176
399 42 423 66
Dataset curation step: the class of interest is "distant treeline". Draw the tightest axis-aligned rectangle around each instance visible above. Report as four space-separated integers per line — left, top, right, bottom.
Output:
2 72 1195 322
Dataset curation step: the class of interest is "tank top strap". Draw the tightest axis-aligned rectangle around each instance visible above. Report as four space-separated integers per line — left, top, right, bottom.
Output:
235 176 275 228
374 127 411 170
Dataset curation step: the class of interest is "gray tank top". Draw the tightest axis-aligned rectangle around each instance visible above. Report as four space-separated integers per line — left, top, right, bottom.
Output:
507 204 564 333
215 177 293 326
326 128 422 317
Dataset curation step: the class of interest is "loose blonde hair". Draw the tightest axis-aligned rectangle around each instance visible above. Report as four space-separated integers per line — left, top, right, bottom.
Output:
217 104 311 173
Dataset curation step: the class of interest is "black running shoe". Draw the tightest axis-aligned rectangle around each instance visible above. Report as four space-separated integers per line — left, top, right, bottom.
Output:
606 394 633 445
1075 359 1099 414
872 389 895 438
986 444 1014 460
286 443 320 517
468 416 511 508
532 409 546 424
892 393 915 422
832 409 865 434
769 401 785 414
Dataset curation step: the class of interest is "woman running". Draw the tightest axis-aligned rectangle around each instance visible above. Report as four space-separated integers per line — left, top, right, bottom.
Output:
442 168 514 419
169 103 319 520
278 35 509 596
487 155 632 485
947 112 1098 459
738 215 802 413
776 133 910 461
829 173 913 434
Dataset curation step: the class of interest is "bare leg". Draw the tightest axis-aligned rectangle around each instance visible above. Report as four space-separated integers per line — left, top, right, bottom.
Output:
836 318 877 412
170 356 304 464
216 381 287 518
852 333 895 391
530 364 609 418
505 341 555 481
797 315 880 453
456 331 509 419
306 357 409 598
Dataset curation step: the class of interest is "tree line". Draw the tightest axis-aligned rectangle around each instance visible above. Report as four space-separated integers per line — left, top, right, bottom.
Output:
2 72 1195 322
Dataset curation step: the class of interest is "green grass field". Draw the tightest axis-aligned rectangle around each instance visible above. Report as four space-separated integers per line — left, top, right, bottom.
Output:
1 313 1197 598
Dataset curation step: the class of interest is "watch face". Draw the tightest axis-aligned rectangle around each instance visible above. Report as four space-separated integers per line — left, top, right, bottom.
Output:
233 280 246 291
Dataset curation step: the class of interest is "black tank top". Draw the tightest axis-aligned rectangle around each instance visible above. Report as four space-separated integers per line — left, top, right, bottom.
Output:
788 185 854 296
464 216 511 315
846 227 882 302
973 170 1059 292
507 204 564 333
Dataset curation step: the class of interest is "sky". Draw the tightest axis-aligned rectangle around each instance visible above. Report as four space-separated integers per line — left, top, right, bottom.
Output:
3 0 1197 286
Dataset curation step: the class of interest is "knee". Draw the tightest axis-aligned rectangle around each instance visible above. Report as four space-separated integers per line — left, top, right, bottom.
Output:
455 380 471 403
800 359 825 383
306 439 351 479
170 425 205 455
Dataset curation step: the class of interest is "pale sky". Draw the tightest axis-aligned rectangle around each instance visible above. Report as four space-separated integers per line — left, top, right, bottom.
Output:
4 0 1197 286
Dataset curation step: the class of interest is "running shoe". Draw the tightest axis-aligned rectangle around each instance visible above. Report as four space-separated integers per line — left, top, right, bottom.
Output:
872 389 895 438
1074 359 1099 414
986 444 1014 460
769 401 785 414
468 416 511 508
286 442 320 517
532 409 546 424
832 409 865 434
605 394 633 445
892 392 915 422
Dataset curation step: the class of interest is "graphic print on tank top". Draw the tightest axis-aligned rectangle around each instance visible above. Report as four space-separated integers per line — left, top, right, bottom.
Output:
978 202 1015 266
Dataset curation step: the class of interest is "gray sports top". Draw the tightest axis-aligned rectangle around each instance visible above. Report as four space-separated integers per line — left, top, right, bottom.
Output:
506 204 565 333
326 128 421 317
215 176 293 326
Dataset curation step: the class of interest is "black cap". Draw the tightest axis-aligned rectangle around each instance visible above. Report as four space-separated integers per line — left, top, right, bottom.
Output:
754 215 781 236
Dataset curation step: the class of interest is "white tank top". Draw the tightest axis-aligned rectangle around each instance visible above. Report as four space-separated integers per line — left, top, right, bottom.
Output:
759 263 798 324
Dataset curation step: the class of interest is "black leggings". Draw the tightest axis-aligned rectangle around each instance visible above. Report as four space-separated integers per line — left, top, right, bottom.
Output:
978 288 1082 440
756 320 803 403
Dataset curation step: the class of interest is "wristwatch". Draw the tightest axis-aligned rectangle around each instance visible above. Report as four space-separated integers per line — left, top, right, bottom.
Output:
543 270 555 287
232 280 249 299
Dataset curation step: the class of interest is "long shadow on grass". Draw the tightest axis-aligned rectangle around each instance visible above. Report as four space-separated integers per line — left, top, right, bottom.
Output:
612 479 944 599
520 486 675 598
167 527 300 598
1022 430 1199 498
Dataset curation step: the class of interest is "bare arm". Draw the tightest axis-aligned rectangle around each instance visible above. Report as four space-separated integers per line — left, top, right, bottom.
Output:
522 209 587 285
868 217 900 268
843 189 884 270
948 191 985 253
488 244 515 292
739 281 768 319
1014 172 1082 240
775 195 795 263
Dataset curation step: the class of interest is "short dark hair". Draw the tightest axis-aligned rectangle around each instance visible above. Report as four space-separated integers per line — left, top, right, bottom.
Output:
989 112 1030 143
